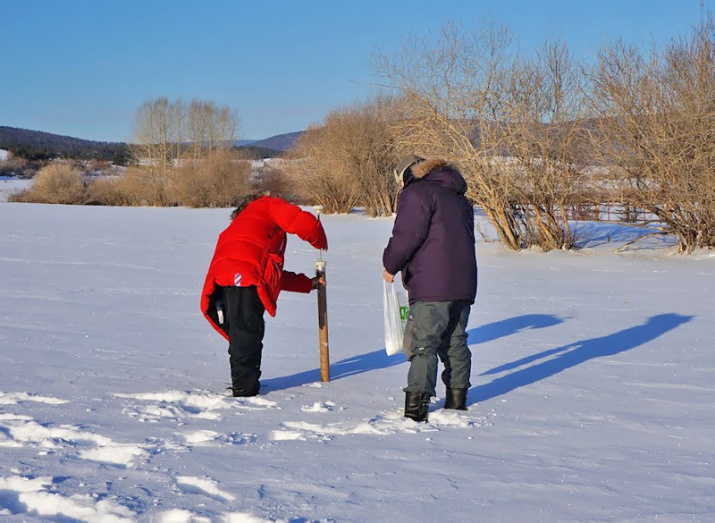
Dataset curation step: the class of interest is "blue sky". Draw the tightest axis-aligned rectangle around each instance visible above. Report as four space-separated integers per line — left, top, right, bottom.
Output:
0 0 710 142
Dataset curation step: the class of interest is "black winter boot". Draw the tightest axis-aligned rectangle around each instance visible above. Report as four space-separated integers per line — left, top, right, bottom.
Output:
231 383 259 397
444 388 468 410
404 392 431 422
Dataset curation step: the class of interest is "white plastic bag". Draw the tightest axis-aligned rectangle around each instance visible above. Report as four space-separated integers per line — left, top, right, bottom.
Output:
383 280 409 355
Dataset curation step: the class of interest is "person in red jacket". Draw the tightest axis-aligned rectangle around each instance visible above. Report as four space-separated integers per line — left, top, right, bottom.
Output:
201 192 328 397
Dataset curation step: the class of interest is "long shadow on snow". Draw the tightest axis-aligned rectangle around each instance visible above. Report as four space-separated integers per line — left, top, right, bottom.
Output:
262 350 405 392
263 313 563 392
467 313 563 346
467 313 693 406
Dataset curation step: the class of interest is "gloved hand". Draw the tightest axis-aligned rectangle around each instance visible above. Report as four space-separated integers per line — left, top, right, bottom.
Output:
311 275 326 290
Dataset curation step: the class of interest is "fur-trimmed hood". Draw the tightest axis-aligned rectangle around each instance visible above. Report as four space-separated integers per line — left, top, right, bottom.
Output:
409 159 467 195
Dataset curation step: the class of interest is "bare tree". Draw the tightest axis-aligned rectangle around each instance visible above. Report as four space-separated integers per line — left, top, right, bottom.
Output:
591 14 714 252
287 96 402 216
132 97 172 173
132 97 239 168
170 98 186 163
375 22 598 250
186 100 206 160
496 39 589 250
187 99 239 159
374 22 536 250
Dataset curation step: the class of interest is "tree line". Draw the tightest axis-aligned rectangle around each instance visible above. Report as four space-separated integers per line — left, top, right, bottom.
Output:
287 17 713 254
9 15 713 253
0 126 131 165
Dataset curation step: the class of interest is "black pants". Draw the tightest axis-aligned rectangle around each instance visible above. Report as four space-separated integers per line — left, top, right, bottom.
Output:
223 285 265 394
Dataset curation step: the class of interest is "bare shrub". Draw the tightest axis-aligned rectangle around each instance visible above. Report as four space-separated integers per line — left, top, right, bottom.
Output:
85 152 250 208
0 155 32 177
252 162 296 202
494 40 590 250
11 162 86 204
173 150 251 208
374 22 528 249
591 15 715 252
87 159 113 173
285 125 359 214
286 96 402 216
374 22 590 250
84 176 123 206
85 167 174 206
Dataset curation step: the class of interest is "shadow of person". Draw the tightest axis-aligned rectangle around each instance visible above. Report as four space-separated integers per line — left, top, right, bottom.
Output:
467 314 564 346
263 314 565 393
261 349 405 392
468 313 694 406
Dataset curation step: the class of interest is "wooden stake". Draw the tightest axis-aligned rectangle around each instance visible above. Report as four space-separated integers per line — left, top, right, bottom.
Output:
315 260 330 381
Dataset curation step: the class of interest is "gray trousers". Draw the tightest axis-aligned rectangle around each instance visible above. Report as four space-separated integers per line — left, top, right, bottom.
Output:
403 301 472 396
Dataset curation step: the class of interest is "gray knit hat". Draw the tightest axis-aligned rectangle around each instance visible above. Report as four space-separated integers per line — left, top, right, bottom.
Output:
394 154 425 186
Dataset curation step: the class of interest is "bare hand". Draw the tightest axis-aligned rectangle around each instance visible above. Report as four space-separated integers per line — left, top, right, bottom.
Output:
383 269 394 283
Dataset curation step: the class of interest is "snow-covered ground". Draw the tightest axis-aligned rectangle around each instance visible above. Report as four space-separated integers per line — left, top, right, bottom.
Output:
0 201 713 522
0 177 30 202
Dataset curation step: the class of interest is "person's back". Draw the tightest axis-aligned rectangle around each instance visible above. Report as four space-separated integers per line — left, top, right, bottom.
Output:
383 156 477 422
203 194 327 323
384 159 476 304
386 159 476 304
209 197 288 297
201 192 327 397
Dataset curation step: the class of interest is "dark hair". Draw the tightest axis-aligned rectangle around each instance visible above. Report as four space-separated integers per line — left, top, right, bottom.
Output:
230 191 271 220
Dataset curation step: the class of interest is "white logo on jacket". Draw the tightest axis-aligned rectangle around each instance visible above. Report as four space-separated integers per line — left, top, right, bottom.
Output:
234 273 242 286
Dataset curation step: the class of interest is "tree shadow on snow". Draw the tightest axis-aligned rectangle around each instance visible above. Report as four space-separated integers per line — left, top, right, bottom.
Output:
467 313 693 406
263 313 563 392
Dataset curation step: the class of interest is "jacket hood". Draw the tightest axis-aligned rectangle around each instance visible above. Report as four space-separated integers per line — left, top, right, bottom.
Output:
410 159 467 195
230 191 271 220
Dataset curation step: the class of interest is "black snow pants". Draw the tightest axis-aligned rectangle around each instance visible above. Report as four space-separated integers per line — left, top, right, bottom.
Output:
403 300 472 397
223 285 265 395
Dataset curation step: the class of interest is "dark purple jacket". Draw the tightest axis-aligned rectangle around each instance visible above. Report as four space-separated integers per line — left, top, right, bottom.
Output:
383 159 477 304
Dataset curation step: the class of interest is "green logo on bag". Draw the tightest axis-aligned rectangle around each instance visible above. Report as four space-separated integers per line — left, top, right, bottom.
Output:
399 306 409 321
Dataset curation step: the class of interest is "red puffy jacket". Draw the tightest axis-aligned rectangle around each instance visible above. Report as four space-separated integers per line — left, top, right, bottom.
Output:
201 196 327 339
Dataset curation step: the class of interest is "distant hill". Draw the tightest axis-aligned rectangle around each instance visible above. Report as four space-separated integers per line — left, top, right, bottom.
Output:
233 145 283 160
0 126 301 163
232 131 303 159
243 131 303 152
0 126 130 163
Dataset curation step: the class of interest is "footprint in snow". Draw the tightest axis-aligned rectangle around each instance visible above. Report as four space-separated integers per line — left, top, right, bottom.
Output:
113 389 279 423
0 475 136 521
270 406 489 441
0 412 147 467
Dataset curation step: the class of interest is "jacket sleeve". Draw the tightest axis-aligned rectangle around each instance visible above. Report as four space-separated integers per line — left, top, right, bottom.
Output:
269 198 328 250
200 276 230 341
383 188 433 275
281 270 313 293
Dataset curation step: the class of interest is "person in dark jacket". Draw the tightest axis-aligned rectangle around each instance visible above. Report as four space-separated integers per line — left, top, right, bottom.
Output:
383 155 477 422
201 192 328 397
